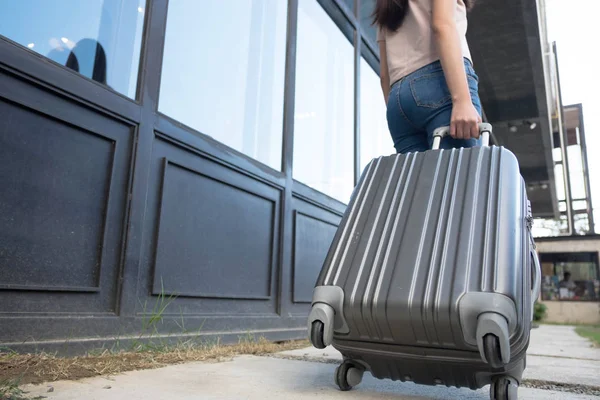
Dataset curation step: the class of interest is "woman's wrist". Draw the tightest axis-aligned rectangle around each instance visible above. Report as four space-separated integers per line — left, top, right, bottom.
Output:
452 94 472 105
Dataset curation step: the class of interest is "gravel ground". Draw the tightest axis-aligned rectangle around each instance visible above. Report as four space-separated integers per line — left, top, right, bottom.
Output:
521 380 600 397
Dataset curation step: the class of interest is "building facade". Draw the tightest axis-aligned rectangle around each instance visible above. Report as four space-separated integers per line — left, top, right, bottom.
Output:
533 102 599 324
537 236 600 324
0 0 556 352
533 103 595 236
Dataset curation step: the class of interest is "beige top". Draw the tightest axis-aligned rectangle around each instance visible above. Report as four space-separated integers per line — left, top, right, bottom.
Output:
377 0 472 85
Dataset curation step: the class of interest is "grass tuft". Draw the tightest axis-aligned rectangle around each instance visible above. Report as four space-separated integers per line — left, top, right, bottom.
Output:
0 377 45 400
575 325 600 347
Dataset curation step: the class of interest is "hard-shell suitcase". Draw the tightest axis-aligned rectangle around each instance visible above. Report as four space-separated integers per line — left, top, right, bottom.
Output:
307 124 541 400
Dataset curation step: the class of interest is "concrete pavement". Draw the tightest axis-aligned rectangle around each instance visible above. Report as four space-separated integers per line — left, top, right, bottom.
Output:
278 325 600 388
527 325 600 361
22 325 600 400
21 355 599 400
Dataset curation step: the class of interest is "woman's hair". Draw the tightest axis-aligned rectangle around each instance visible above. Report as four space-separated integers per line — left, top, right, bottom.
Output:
372 0 475 32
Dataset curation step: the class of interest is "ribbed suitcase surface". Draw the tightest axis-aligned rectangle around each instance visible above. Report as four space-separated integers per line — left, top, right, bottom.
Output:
316 145 533 352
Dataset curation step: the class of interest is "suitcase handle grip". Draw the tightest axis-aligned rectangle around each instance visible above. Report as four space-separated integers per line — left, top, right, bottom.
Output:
432 123 492 150
531 248 541 302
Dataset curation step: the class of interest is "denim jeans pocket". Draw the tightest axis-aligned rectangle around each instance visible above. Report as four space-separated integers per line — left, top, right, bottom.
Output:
409 71 452 109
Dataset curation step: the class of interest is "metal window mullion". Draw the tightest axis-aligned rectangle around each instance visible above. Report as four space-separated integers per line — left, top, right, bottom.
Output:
552 42 574 236
281 0 298 178
118 0 169 316
354 25 361 186
278 0 299 315
577 105 595 233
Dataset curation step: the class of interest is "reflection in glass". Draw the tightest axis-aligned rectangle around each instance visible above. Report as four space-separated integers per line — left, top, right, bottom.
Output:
294 0 355 203
359 0 379 56
159 0 288 171
359 57 393 173
0 0 145 98
340 0 355 14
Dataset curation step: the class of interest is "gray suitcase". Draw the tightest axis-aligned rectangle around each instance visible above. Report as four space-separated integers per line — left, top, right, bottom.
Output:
307 124 541 400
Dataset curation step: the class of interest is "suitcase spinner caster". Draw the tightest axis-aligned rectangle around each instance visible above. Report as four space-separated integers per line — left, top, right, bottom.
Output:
308 303 335 349
483 334 505 369
476 312 511 368
334 361 364 391
307 286 349 349
309 319 328 349
490 376 519 400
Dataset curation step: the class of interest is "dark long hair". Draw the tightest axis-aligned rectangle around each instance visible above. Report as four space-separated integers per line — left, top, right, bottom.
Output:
372 0 474 32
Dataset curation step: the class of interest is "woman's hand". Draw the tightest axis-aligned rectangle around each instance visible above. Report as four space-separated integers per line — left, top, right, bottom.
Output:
450 99 482 139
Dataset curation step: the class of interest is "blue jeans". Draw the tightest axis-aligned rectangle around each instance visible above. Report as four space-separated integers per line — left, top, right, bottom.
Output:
386 59 483 153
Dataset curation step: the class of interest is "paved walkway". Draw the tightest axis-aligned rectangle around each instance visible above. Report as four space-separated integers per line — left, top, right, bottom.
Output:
527 325 600 361
279 325 600 388
22 325 600 400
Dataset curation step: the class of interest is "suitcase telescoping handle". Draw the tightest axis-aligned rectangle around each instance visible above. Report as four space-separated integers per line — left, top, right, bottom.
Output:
432 122 492 150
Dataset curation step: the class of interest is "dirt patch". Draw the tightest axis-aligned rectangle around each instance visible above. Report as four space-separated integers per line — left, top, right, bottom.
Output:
0 338 309 388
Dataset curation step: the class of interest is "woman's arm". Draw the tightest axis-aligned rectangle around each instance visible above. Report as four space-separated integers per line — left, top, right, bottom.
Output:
379 41 390 105
432 0 481 139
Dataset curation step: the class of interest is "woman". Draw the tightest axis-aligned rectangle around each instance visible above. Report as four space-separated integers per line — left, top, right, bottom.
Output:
374 0 482 153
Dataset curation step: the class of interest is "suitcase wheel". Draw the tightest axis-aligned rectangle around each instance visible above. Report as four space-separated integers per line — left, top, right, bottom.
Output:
307 302 335 348
476 312 511 367
490 376 518 400
310 320 326 349
334 361 364 391
483 334 504 369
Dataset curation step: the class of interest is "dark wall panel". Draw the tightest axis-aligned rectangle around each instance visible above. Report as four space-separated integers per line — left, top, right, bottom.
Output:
138 135 282 316
153 160 275 300
292 211 338 303
0 101 113 291
0 71 132 315
292 195 341 304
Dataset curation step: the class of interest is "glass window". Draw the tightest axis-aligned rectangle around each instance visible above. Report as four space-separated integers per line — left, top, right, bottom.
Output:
359 0 379 55
552 147 562 162
554 164 566 201
294 0 355 203
359 57 393 173
0 0 145 98
159 0 287 171
540 252 600 302
574 214 591 234
532 217 568 237
558 201 567 212
567 145 586 199
340 0 355 15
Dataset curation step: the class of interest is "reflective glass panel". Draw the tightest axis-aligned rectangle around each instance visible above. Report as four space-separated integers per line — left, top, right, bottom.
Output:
293 0 355 203
159 0 288 171
359 57 393 172
0 0 146 98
